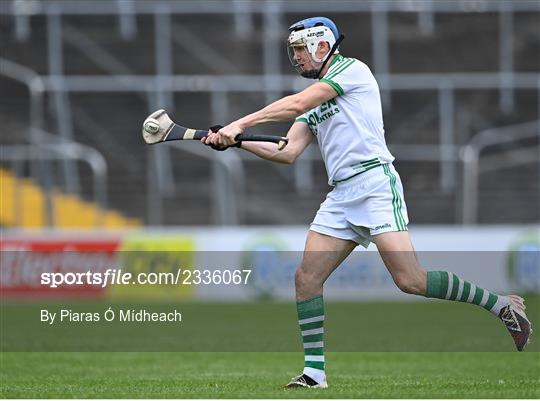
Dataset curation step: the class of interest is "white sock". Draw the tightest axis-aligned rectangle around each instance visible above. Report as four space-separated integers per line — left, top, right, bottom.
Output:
490 295 511 316
303 367 326 384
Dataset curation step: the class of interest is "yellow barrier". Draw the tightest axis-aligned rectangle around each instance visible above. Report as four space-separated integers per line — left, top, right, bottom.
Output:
109 235 196 300
20 179 45 227
0 169 16 225
0 168 142 229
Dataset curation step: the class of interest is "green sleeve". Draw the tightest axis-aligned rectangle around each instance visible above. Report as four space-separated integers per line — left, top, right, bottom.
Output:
320 78 344 96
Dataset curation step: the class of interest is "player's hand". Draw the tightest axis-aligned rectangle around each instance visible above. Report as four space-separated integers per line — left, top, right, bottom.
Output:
216 122 244 147
201 130 220 146
201 129 240 151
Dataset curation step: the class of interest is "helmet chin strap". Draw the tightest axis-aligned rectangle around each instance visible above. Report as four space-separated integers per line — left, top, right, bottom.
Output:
302 34 345 80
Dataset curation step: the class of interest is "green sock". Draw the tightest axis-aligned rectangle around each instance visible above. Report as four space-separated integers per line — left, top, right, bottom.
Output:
297 295 325 383
426 271 509 315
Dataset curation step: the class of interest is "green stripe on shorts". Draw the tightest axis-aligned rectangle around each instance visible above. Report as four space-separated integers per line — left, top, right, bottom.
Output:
383 164 406 231
384 164 407 231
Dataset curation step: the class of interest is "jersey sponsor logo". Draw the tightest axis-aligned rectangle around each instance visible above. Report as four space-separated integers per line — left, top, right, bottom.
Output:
306 98 340 135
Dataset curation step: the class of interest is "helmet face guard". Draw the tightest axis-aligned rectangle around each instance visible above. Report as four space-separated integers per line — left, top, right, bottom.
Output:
287 27 336 79
287 17 343 79
287 44 322 79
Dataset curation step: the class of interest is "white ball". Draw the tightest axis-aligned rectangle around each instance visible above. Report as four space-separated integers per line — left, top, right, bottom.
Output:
144 119 160 135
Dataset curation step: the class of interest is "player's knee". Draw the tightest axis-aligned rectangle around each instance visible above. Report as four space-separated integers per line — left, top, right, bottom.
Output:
393 272 423 295
295 268 308 289
295 266 322 290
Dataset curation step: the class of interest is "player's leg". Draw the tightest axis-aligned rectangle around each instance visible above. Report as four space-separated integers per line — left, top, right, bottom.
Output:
296 230 357 299
371 231 426 295
286 230 357 388
372 230 532 350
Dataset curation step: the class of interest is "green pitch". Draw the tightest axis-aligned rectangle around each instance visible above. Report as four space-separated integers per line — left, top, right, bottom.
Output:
1 352 539 398
1 298 539 398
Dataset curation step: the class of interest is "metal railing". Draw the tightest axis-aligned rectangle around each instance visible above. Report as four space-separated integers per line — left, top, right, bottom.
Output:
0 58 45 150
460 121 540 224
1 134 108 227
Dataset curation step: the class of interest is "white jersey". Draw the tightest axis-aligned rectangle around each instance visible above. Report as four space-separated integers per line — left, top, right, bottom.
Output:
296 54 394 185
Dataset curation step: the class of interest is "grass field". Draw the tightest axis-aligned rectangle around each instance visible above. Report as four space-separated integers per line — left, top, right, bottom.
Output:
1 298 539 398
1 352 539 398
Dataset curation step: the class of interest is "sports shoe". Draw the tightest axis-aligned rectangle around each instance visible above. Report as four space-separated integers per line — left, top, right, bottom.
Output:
284 374 328 389
499 295 532 351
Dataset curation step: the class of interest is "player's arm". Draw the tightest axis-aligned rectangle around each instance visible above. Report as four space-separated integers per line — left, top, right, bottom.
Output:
203 82 337 147
240 121 313 165
236 82 337 128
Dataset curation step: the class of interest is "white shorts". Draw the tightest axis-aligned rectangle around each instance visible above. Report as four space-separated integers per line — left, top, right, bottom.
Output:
310 163 409 248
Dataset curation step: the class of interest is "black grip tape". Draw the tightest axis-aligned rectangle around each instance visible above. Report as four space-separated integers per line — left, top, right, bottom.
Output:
209 125 223 133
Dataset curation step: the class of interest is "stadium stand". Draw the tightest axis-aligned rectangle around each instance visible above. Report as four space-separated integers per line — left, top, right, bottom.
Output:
0 168 141 228
1 2 538 226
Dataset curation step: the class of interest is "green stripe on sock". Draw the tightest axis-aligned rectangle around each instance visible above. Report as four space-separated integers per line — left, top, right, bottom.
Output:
440 271 449 298
300 321 324 331
437 272 448 299
426 271 441 298
303 333 324 343
472 287 484 305
305 361 325 370
298 295 325 374
297 296 324 320
427 271 457 299
304 348 324 356
450 275 460 300
460 281 471 302
426 272 504 318
484 293 498 311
